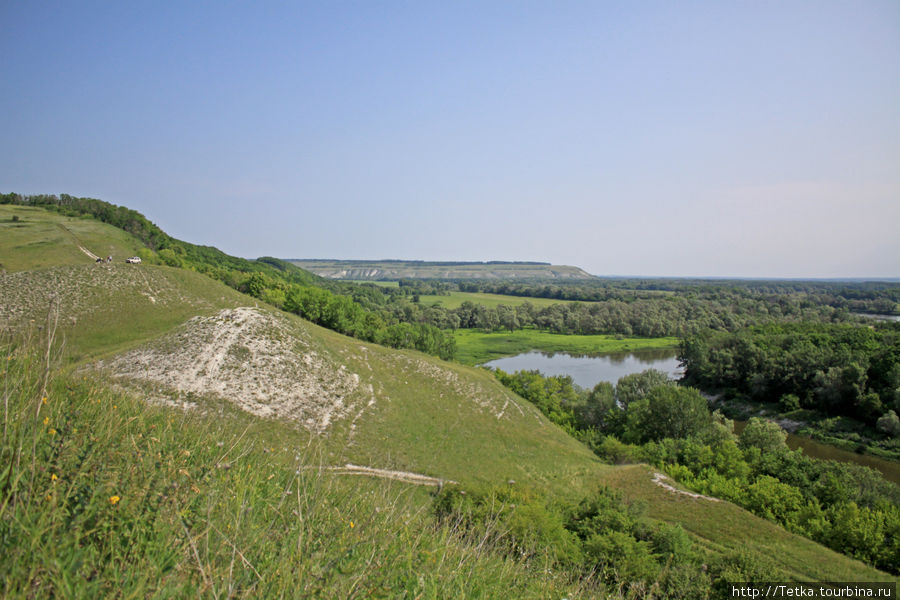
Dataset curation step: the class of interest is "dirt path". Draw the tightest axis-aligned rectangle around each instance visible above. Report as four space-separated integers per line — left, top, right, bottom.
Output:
308 464 457 487
652 472 720 502
57 224 100 260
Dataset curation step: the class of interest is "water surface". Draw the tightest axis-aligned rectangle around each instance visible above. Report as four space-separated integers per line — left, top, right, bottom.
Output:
733 420 900 484
483 348 681 390
853 312 900 322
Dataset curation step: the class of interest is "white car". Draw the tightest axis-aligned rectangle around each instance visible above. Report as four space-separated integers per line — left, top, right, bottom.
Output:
125 256 142 264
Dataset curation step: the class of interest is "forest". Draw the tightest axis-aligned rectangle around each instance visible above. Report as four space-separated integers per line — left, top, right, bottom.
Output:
679 323 900 459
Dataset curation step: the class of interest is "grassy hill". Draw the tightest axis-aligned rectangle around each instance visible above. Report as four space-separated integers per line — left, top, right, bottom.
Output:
0 204 145 272
0 264 249 363
0 204 892 595
289 259 595 280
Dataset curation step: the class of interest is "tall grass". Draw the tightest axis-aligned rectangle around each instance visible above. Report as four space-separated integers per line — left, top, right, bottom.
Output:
1 318 592 599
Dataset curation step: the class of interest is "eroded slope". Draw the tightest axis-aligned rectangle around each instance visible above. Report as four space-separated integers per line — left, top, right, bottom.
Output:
99 307 365 432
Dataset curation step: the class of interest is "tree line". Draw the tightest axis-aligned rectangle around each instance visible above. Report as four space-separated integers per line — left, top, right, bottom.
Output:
7 193 898 368
392 294 859 338
454 278 900 316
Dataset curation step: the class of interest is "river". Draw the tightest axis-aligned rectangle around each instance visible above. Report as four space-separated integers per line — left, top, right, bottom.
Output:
854 312 900 322
732 420 900 484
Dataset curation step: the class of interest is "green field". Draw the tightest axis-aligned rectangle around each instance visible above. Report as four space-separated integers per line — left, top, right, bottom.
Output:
453 328 679 365
366 280 400 287
418 290 583 310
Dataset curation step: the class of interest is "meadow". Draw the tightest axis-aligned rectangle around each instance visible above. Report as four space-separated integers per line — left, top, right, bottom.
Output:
417 290 583 310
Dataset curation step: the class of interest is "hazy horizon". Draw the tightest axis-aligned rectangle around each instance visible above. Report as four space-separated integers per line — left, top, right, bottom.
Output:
2 2 898 278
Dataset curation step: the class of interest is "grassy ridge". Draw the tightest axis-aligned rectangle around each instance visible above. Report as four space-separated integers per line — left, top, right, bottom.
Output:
453 328 679 365
290 259 593 280
601 465 890 582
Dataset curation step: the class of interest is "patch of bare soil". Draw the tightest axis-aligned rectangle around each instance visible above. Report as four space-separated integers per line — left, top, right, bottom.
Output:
305 464 457 487
98 307 367 433
652 472 720 502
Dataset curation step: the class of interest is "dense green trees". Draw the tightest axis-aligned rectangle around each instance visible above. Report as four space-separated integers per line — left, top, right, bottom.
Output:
492 367 900 573
393 289 878 339
739 417 788 453
456 278 900 316
679 323 900 449
622 386 712 443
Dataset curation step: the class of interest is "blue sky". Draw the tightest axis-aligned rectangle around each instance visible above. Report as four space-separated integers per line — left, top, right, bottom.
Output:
2 1 898 277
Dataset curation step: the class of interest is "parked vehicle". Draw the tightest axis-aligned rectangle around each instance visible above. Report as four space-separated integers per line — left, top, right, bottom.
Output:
125 256 142 264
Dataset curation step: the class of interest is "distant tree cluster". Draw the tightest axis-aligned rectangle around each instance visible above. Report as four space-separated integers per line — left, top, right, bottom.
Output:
679 323 900 426
456 279 900 316
398 293 858 338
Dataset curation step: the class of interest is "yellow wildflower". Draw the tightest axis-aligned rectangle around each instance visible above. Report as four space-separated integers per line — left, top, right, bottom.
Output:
350 521 354 529
50 473 58 481
43 417 49 425
109 495 120 505
42 397 48 405
48 428 57 435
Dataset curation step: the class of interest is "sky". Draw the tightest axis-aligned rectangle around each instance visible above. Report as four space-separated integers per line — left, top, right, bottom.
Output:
2 1 899 278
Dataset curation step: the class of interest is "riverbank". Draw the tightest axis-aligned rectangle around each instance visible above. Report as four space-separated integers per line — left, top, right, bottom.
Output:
453 328 678 365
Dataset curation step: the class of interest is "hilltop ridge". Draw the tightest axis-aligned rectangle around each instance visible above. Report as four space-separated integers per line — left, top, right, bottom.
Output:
288 258 594 280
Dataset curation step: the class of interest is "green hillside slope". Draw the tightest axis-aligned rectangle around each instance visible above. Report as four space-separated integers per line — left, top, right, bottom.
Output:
1 203 891 587
0 264 248 362
0 204 145 272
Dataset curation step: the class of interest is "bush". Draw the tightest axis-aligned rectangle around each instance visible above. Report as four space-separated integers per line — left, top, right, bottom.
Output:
780 393 801 411
739 418 788 453
877 410 900 437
